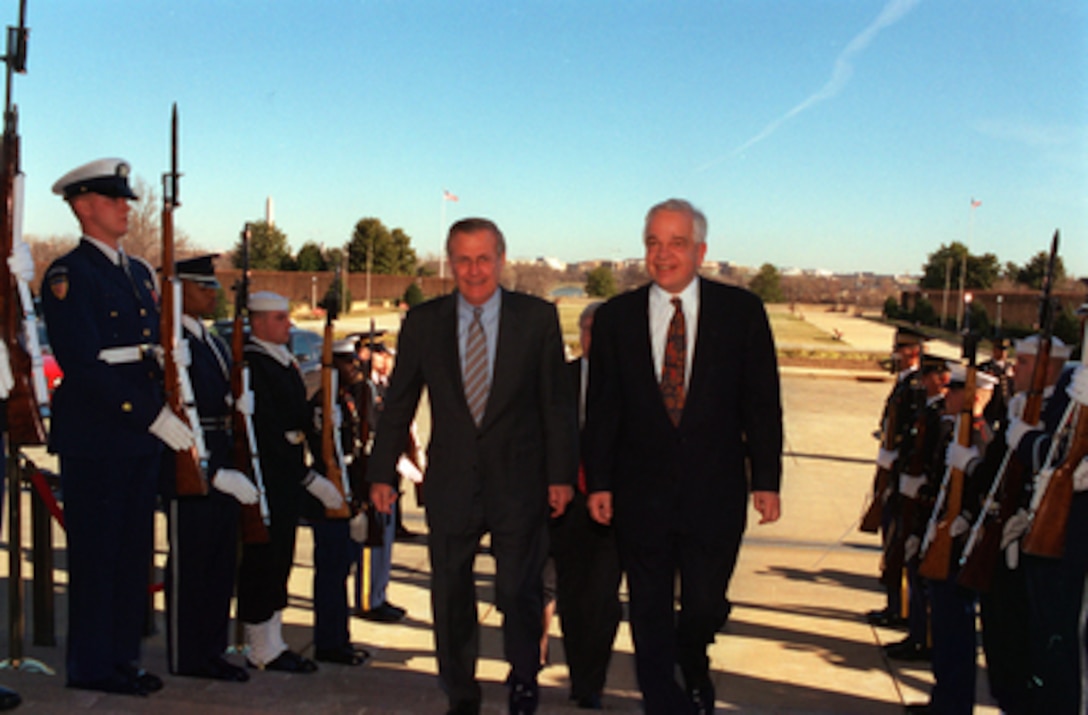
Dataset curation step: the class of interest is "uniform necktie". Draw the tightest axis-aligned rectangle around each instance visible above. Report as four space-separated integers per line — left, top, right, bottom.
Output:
463 307 489 426
660 297 685 426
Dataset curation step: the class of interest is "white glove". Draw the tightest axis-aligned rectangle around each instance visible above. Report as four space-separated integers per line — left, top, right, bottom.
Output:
898 473 926 499
876 447 899 471
304 470 345 510
1005 417 1039 451
905 535 920 563
0 340 13 400
946 443 980 474
349 510 368 543
397 454 424 484
212 468 259 505
1001 508 1029 550
1005 541 1020 570
235 389 255 417
312 405 342 432
7 239 34 282
1067 364 1088 407
172 339 192 369
950 514 971 538
1074 457 1088 493
1006 392 1026 422
149 406 195 451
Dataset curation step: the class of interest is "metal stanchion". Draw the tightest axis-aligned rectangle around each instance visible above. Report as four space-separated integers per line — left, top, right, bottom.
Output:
29 465 54 647
0 438 53 674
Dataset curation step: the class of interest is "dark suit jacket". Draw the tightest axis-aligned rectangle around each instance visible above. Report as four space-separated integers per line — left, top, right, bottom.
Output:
369 289 577 535
584 279 783 543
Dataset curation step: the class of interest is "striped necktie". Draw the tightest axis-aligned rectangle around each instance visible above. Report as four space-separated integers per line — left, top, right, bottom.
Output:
660 297 686 426
463 307 489 425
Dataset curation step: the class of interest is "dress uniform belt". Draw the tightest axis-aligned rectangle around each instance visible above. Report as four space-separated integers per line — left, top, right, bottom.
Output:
97 344 161 364
199 415 232 433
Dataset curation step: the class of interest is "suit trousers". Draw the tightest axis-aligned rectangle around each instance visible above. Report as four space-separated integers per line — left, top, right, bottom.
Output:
1023 553 1085 715
428 508 548 706
618 523 739 715
552 491 622 700
61 453 159 684
165 491 239 673
312 518 353 652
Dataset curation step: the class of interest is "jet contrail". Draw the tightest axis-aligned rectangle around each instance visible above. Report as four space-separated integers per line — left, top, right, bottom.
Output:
698 0 923 172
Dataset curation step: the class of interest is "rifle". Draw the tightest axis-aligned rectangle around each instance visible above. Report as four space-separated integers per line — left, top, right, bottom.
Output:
320 274 352 519
918 319 979 581
0 0 44 446
959 231 1059 587
159 105 208 496
231 224 270 544
1022 231 1080 558
860 405 896 533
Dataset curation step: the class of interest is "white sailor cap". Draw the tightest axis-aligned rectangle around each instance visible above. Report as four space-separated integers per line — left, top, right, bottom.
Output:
332 338 358 356
1013 335 1071 360
52 158 138 200
248 291 288 313
947 362 998 390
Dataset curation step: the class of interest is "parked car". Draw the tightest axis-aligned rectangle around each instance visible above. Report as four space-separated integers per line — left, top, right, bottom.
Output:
38 322 63 400
211 319 324 397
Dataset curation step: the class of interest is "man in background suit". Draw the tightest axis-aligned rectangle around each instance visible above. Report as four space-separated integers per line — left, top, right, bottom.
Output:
551 301 622 710
370 218 578 715
585 199 783 715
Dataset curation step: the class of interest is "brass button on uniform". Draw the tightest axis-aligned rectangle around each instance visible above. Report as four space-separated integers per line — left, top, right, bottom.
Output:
121 402 133 412
142 328 151 337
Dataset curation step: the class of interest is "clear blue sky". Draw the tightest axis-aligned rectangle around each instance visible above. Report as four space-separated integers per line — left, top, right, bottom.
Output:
14 0 1088 277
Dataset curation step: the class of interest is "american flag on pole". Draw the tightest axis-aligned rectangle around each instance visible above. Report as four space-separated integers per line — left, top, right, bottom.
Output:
970 198 981 208
443 189 459 202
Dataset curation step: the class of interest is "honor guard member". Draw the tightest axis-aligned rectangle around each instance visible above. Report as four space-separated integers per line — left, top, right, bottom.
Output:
305 338 371 665
907 363 998 715
884 354 949 663
357 342 409 623
979 336 1013 432
1004 336 1081 714
163 255 256 681
43 159 195 696
235 291 345 672
868 326 926 628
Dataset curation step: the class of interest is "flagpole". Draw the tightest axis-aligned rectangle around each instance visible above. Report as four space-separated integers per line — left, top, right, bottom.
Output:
956 198 980 331
439 190 446 281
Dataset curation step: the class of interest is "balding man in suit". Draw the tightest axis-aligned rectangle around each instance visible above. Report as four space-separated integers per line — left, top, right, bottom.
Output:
585 199 783 715
369 218 577 715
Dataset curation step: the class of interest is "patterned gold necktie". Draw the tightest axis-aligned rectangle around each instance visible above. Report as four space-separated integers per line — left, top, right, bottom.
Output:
660 297 686 426
463 307 489 425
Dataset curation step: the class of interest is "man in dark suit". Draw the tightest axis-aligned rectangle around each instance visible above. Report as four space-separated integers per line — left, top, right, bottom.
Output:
584 199 783 715
551 301 622 710
369 218 578 715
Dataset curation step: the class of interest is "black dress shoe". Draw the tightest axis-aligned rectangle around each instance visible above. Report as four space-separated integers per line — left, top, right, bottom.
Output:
358 602 406 623
314 645 371 666
884 639 931 662
180 656 250 682
865 608 908 628
68 674 149 697
509 677 539 715
446 700 481 715
575 692 603 709
248 650 318 674
688 681 716 715
0 685 20 711
904 704 931 714
130 668 163 692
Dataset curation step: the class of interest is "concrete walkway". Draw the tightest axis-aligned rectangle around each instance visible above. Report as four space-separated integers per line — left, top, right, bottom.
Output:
0 308 1001 714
